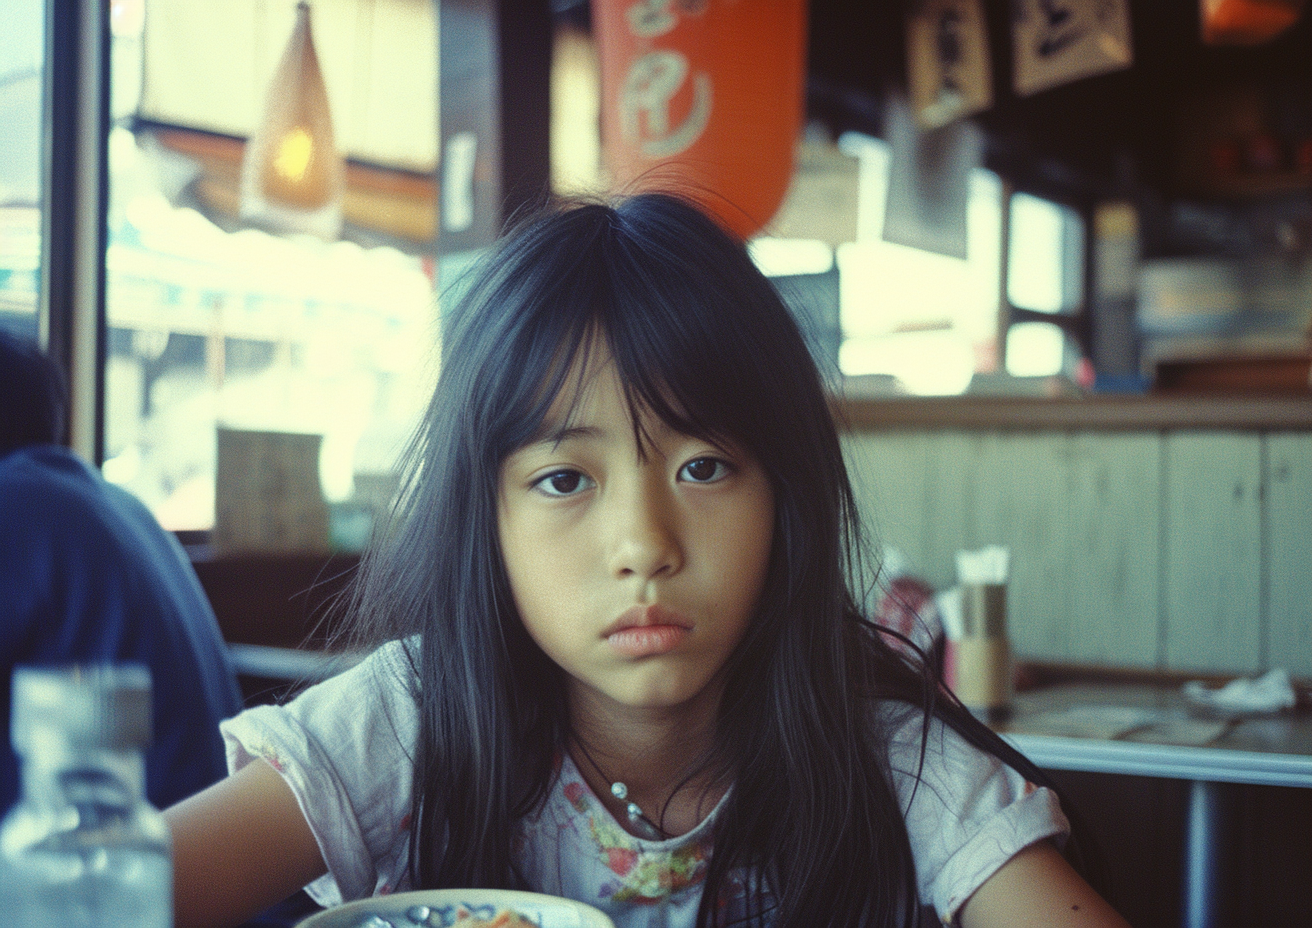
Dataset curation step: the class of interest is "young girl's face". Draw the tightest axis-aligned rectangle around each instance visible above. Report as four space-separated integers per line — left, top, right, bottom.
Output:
497 348 775 717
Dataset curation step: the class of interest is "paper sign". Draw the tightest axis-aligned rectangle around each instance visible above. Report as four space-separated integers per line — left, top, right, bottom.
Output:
882 96 982 260
213 427 331 555
1012 0 1133 97
907 0 993 129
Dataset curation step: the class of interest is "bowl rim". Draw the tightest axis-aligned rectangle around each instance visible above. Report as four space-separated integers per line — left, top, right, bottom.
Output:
294 887 617 928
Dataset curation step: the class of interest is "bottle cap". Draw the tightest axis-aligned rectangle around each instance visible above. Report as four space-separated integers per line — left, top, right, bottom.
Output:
10 664 153 753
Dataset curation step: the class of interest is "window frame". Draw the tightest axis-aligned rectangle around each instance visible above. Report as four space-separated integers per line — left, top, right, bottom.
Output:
41 0 111 464
997 181 1094 375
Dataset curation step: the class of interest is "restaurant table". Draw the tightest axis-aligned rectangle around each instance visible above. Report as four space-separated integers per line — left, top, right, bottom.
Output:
994 683 1312 928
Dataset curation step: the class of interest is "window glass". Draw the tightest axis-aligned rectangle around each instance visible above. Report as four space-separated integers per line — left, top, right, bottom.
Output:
0 1 44 343
750 135 1087 394
104 1 440 538
1009 192 1068 313
828 133 1002 395
1005 321 1067 377
551 16 604 198
1006 192 1083 377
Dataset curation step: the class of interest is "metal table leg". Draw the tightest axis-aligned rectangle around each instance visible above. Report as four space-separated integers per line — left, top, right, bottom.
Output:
1183 779 1237 928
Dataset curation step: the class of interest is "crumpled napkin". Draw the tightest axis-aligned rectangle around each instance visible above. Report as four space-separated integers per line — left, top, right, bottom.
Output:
1183 668 1297 716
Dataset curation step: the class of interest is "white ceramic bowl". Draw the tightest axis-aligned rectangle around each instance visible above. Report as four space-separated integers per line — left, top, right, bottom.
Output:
295 888 617 928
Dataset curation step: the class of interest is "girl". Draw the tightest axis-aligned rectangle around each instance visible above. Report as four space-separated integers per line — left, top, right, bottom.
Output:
166 193 1130 928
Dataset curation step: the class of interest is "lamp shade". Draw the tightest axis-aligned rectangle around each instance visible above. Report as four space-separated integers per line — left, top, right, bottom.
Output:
240 1 344 238
1201 0 1306 44
593 0 807 240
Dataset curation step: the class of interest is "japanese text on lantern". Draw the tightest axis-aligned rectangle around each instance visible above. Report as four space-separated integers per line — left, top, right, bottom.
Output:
619 0 711 158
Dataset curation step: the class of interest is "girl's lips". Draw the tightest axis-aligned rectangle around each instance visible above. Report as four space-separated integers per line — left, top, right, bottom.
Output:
603 604 692 657
606 624 690 658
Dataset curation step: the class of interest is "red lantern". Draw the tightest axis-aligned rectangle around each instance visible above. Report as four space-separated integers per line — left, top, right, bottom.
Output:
594 0 808 240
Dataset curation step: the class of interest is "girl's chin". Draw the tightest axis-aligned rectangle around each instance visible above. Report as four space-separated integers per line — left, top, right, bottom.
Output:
576 673 724 716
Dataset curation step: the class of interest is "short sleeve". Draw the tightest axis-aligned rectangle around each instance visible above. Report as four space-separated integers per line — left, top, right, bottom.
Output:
883 708 1070 926
220 640 419 907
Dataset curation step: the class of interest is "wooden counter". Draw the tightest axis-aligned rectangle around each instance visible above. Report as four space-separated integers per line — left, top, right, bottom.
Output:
833 393 1312 432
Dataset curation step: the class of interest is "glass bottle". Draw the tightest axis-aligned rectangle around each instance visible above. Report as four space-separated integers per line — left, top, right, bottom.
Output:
0 664 172 928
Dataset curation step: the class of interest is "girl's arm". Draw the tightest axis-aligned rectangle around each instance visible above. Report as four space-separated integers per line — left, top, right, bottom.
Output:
959 841 1132 928
166 758 328 928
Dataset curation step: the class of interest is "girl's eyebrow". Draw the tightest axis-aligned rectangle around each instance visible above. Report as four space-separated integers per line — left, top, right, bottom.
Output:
533 423 606 449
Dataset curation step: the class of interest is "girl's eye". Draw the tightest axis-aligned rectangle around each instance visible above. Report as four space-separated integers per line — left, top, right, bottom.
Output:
680 456 731 484
533 469 593 497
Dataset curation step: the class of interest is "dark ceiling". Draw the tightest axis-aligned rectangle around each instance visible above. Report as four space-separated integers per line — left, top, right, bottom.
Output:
805 0 1312 204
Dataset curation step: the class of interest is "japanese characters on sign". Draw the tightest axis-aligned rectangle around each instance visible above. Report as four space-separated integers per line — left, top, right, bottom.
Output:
907 0 993 129
1012 0 1133 97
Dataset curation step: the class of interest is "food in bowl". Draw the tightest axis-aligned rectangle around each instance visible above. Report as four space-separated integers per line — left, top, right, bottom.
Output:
449 910 537 927
350 905 537 927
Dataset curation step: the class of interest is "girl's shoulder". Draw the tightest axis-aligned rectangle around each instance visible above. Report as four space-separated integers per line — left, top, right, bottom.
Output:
862 695 937 748
333 635 420 686
366 636 422 684
863 696 1011 789
232 637 422 754
863 697 1072 925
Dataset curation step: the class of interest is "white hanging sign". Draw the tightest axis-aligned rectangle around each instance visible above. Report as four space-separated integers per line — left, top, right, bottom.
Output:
907 0 993 129
1012 0 1133 97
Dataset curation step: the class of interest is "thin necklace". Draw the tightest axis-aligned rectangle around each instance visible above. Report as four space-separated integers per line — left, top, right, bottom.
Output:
571 736 668 841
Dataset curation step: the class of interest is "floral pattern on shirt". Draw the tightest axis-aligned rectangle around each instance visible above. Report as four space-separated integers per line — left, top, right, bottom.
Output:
560 770 712 906
512 755 727 928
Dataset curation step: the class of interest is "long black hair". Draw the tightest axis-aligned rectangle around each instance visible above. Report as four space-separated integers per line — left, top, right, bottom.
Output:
341 192 1076 927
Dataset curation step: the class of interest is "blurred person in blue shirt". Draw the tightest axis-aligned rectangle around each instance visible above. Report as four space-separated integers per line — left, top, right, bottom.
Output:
0 329 243 812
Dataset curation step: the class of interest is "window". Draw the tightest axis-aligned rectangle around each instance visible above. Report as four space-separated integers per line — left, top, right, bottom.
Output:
833 132 1003 395
102 1 441 537
750 130 1086 395
750 131 1005 396
0 1 43 344
1005 192 1084 378
543 20 1088 399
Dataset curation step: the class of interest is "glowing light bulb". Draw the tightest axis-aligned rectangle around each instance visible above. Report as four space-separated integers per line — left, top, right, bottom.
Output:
273 127 315 184
240 2 343 238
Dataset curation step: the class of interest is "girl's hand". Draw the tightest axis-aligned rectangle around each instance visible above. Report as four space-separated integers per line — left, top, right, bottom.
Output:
960 841 1133 928
166 758 328 927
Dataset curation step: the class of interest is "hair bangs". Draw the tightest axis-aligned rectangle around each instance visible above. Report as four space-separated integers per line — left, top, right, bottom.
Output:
465 204 758 471
590 213 783 465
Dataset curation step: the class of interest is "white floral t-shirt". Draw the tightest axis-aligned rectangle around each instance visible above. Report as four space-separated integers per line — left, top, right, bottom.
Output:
221 641 1068 927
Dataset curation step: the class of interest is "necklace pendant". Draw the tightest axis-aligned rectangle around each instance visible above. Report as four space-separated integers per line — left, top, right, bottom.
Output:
626 802 665 841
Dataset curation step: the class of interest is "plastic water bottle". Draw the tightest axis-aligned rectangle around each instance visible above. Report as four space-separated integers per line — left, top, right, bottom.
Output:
0 665 172 927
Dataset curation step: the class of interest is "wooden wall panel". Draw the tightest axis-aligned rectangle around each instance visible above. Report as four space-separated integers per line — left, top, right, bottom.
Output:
1064 433 1162 667
968 433 1074 661
921 430 985 588
842 427 1307 675
841 432 931 591
1162 432 1263 673
1266 433 1312 676
844 430 1163 667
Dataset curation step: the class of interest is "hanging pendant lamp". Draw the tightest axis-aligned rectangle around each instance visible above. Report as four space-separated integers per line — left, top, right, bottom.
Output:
1201 0 1306 44
240 1 344 238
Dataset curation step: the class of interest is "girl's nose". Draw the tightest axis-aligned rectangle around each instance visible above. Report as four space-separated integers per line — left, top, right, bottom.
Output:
607 477 684 582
